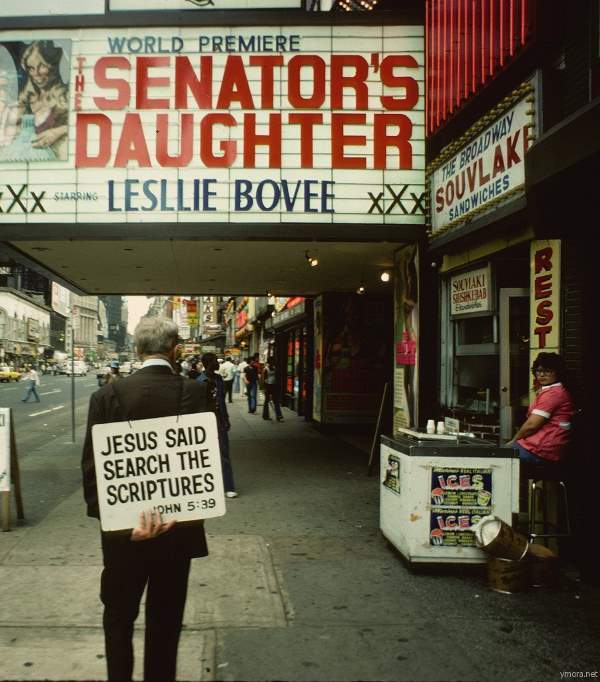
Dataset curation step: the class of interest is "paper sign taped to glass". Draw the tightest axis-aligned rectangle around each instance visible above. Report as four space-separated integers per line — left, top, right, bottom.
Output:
92 412 225 532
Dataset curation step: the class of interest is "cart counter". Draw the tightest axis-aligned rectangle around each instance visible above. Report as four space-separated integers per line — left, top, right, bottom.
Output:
380 431 519 564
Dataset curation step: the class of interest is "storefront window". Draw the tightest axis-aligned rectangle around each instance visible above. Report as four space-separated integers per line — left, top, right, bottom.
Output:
452 355 499 415
455 316 495 347
441 277 499 417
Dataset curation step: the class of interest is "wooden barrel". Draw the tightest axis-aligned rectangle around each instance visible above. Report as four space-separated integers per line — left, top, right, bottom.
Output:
487 557 529 594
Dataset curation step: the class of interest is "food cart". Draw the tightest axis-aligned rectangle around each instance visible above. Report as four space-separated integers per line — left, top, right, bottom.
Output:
380 428 519 564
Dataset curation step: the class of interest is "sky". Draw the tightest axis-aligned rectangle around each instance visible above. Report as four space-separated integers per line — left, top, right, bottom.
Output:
126 296 151 333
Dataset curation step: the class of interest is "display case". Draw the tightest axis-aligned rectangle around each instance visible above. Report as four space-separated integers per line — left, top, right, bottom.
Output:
380 430 519 564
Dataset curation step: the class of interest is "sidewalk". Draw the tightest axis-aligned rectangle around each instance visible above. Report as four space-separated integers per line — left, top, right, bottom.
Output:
1 393 599 681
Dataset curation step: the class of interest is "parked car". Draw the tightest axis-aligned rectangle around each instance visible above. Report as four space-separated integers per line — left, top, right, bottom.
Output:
0 365 21 382
120 361 132 375
61 360 88 376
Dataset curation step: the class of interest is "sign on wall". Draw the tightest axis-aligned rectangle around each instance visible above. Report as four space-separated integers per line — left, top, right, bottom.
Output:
430 82 537 236
529 240 561 357
394 244 419 431
0 25 424 225
51 282 71 318
450 265 492 316
92 412 225 531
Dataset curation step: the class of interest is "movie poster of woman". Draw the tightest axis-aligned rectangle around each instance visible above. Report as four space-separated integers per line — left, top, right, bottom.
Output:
394 244 419 430
0 39 71 162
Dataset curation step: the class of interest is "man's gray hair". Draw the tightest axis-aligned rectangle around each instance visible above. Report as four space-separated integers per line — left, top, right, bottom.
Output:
134 317 179 357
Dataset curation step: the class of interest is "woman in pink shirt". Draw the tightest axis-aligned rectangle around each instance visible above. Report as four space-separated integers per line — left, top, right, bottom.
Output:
507 353 575 464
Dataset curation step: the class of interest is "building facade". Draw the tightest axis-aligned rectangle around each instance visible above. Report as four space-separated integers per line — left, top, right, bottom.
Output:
425 0 596 576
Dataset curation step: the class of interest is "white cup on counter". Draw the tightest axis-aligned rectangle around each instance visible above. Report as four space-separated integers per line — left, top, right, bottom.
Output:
436 421 445 434
426 419 435 434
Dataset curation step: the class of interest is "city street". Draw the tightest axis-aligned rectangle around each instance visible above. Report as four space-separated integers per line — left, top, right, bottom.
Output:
2 374 96 449
1 374 98 525
1 394 600 681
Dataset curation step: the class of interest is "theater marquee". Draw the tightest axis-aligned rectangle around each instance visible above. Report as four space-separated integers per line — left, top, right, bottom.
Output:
0 25 425 226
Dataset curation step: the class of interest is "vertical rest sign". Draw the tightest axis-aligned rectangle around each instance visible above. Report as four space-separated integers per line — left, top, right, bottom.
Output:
0 409 10 493
92 412 225 532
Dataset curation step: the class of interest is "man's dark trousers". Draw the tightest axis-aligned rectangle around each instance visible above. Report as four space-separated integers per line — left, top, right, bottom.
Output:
101 559 190 682
223 379 233 403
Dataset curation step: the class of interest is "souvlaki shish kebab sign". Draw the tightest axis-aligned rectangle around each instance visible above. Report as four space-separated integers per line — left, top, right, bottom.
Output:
92 413 225 531
0 26 425 224
430 84 537 235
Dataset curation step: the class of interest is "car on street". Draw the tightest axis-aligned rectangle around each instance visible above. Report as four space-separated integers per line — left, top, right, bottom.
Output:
120 361 132 374
60 360 88 376
0 365 21 382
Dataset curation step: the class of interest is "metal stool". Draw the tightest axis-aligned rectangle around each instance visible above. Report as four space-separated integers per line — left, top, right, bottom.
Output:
523 463 571 545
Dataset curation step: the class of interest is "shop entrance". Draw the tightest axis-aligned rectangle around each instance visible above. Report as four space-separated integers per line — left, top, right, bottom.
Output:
499 288 530 442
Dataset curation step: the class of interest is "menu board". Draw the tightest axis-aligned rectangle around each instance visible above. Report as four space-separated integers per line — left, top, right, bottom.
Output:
429 467 493 547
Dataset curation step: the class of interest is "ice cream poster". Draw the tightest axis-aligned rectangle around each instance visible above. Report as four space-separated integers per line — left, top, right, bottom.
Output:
0 39 71 162
382 453 401 495
429 467 493 547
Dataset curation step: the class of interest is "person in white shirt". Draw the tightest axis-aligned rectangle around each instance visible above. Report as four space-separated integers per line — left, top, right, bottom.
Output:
219 356 236 403
21 365 41 403
237 358 248 395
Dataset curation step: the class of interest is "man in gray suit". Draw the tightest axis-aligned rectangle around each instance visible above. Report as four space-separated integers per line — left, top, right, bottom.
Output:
82 317 213 682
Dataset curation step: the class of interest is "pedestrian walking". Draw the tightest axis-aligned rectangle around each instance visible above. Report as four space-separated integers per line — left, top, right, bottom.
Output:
21 365 41 402
198 352 238 498
81 317 214 682
219 355 235 403
104 360 121 386
243 355 259 413
262 358 284 421
232 358 241 394
237 357 248 395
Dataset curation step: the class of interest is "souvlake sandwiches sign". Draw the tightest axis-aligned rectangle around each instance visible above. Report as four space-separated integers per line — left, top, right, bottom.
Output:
429 81 537 236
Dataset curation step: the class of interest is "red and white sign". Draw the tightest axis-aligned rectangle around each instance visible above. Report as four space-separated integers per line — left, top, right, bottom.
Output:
450 265 492 316
530 240 561 354
0 25 424 225
430 87 536 235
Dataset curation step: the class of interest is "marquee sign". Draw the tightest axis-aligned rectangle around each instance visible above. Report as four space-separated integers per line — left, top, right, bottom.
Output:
111 1 301 9
429 82 537 236
0 0 105 17
0 25 424 226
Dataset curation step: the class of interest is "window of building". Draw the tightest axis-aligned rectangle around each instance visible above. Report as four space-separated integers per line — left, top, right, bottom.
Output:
440 276 499 417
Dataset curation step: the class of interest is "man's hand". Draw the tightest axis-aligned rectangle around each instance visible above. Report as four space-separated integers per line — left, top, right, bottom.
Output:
130 509 176 542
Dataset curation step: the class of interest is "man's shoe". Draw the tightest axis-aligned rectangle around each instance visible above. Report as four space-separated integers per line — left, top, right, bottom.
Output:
263 416 272 420
225 491 239 498
277 417 284 421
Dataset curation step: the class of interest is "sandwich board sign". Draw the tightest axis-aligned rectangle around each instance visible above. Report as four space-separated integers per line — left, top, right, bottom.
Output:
92 412 225 531
0 409 10 495
1 408 25 531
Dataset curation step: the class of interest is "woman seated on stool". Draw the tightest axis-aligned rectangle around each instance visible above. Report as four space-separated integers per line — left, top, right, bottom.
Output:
507 352 575 465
